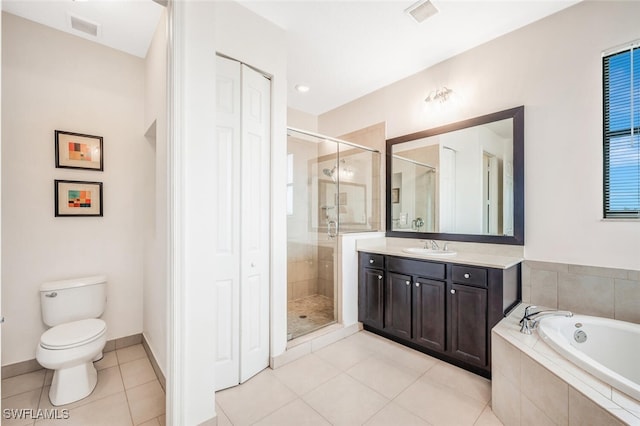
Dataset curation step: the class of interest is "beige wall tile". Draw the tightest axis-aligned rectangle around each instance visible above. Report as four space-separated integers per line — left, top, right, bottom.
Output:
530 269 558 308
492 333 521 388
492 370 520 426
115 334 143 349
521 394 556 426
520 354 568 425
103 339 116 353
526 260 568 273
557 273 614 318
568 264 628 279
568 387 625 426
614 279 640 324
521 262 531 288
628 270 640 281
1 359 42 380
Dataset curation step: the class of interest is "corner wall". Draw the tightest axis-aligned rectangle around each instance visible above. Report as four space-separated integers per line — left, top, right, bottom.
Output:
143 9 168 378
1 13 146 365
317 1 640 271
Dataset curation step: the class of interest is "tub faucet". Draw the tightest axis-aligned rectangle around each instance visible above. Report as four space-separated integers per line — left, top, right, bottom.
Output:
519 305 573 334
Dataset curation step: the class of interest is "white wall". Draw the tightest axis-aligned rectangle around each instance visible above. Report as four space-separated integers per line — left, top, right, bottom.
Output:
1 13 146 365
143 10 168 376
318 1 640 270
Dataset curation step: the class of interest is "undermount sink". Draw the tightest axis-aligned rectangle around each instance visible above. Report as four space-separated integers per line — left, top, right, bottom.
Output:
402 247 457 256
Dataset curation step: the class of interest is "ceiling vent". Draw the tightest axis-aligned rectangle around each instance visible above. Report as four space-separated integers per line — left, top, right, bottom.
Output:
68 13 101 38
405 0 439 24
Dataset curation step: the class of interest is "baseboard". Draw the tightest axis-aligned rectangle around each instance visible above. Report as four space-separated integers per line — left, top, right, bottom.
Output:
2 332 143 379
142 333 166 391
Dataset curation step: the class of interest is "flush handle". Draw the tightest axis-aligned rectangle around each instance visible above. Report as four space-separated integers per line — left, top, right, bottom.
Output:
45 292 58 298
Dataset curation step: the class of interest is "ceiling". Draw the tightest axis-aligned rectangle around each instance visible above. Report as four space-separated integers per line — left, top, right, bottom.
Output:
2 0 580 115
2 0 164 58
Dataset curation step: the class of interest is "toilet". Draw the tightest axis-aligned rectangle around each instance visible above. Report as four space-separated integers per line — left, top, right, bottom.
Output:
36 275 107 406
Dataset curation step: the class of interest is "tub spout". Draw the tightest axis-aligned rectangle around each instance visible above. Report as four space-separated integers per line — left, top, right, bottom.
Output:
519 306 573 334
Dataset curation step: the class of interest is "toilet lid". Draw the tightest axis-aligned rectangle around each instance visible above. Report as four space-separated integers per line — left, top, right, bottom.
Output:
40 319 106 350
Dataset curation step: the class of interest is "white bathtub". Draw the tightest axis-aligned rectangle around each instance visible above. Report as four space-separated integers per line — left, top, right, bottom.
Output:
538 314 640 401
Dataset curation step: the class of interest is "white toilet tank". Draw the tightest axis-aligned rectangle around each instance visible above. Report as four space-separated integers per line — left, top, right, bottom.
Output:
40 275 107 327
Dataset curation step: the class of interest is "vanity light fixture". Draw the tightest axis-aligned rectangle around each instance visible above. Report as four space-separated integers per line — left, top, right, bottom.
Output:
294 84 310 93
424 86 454 104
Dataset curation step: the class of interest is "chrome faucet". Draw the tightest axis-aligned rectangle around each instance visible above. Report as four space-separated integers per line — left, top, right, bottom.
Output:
519 305 573 334
430 240 440 250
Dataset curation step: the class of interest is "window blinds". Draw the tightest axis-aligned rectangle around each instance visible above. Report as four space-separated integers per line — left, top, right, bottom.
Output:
603 46 640 218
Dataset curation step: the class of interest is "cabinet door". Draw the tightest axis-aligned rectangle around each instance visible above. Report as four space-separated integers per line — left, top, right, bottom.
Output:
384 272 412 340
449 283 487 366
413 278 446 351
358 268 384 329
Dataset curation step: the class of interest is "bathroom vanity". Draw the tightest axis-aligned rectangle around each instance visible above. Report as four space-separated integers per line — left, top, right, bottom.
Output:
358 248 521 378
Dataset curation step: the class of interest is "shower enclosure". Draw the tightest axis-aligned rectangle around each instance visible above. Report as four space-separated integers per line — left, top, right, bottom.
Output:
391 155 437 232
286 127 381 340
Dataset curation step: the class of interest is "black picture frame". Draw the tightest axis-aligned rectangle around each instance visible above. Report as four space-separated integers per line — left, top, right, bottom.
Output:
55 180 103 217
55 130 104 171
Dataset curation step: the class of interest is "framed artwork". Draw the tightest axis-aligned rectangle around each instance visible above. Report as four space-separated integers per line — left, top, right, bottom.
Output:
55 180 103 217
55 130 103 171
391 187 400 204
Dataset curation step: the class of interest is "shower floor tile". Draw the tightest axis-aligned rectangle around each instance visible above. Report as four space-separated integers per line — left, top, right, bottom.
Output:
288 295 335 339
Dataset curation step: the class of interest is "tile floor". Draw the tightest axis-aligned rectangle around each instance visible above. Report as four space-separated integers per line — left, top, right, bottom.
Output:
217 330 504 425
288 295 336 340
1 344 165 426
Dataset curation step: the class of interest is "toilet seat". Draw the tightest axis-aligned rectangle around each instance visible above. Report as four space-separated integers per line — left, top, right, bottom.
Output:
40 319 106 350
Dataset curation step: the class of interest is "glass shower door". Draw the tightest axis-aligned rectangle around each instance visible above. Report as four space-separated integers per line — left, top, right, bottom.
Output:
286 129 338 340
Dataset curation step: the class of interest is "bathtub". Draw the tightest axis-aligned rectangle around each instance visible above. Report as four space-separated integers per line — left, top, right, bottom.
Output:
537 314 640 402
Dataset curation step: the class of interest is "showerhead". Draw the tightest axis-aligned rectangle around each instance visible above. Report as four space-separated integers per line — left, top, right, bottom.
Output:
322 168 333 178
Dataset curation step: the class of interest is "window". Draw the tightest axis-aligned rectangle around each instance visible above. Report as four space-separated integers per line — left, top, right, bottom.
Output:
603 44 640 218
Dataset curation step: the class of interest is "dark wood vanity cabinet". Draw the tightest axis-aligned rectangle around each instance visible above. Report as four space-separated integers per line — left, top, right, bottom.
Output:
358 252 520 377
358 253 384 329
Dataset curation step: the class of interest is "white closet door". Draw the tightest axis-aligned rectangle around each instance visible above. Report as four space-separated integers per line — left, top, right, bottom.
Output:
213 56 241 391
239 64 270 382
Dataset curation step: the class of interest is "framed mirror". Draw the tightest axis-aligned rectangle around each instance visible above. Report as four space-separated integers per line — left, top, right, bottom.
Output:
386 106 524 245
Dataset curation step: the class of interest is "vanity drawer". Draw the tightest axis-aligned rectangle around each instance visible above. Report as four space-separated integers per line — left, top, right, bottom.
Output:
361 253 385 268
452 265 487 288
387 256 445 279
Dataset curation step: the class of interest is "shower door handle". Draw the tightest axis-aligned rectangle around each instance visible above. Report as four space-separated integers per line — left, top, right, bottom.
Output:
327 220 337 239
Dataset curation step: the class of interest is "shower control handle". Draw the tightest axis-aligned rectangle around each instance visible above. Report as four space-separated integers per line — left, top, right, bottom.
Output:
327 220 337 239
45 292 58 298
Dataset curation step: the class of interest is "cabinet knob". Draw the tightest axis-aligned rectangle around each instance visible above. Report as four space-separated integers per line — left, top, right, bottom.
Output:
406 281 410 286
415 282 420 287
378 275 382 280
450 289 456 294
464 273 470 279
369 259 374 264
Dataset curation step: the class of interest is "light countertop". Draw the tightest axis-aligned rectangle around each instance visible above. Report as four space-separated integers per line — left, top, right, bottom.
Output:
357 244 523 269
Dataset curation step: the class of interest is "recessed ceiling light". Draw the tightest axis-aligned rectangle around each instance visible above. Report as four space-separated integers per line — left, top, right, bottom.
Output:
295 84 310 93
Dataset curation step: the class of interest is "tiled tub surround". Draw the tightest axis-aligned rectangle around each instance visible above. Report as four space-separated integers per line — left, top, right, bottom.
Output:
492 304 640 425
521 261 640 324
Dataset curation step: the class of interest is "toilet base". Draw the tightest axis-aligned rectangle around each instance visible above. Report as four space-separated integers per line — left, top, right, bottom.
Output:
49 362 98 406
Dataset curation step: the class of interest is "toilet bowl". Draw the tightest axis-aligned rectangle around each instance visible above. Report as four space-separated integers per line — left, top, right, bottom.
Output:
36 276 107 406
